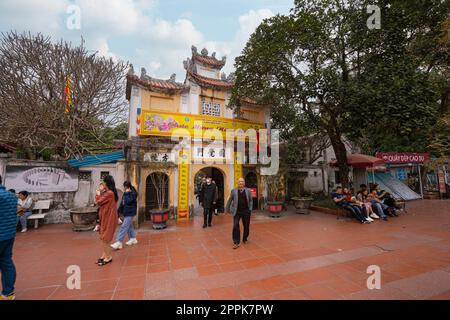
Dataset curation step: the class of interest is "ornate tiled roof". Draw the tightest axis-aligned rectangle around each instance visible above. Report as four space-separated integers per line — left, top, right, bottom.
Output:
126 69 189 97
186 69 233 90
191 46 226 69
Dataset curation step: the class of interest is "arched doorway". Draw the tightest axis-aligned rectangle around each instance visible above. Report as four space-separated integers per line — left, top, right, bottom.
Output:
245 171 258 210
145 172 169 221
194 167 225 213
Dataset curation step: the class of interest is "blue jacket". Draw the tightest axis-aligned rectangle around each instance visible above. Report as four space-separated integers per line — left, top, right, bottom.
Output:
0 185 18 241
118 191 137 217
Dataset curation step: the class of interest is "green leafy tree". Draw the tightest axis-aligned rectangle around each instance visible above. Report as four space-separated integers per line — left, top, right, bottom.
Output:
232 0 449 187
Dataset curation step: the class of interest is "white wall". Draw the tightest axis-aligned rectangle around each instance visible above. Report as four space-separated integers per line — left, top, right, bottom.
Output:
128 85 141 138
73 162 126 208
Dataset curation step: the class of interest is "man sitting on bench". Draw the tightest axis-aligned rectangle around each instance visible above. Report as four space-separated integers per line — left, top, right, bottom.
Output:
331 187 370 224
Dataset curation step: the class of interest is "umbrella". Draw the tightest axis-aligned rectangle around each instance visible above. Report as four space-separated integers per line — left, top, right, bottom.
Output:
329 153 385 168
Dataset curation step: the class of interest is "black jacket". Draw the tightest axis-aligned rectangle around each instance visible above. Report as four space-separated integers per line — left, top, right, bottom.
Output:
201 183 218 209
118 191 137 217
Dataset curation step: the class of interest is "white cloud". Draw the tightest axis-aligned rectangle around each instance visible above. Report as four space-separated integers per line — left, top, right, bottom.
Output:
0 1 275 81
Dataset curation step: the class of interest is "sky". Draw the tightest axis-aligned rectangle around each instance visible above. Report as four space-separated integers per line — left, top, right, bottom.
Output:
0 0 293 80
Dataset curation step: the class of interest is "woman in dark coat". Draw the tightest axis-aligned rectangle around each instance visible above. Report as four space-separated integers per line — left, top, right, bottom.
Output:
95 175 118 266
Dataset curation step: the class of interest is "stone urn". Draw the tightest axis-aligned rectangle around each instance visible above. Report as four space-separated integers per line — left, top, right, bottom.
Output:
70 207 98 232
291 197 314 214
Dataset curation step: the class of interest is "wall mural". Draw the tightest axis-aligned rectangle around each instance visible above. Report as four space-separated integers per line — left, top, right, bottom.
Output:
5 166 79 192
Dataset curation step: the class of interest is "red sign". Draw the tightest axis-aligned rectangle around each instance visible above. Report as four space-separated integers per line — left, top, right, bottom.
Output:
250 187 257 198
376 152 430 164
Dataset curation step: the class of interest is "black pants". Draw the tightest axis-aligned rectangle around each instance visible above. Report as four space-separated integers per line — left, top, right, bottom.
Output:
343 204 366 222
203 208 213 226
233 211 251 244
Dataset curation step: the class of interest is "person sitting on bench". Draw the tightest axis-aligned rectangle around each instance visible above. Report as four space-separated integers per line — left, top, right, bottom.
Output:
331 187 371 224
17 191 33 233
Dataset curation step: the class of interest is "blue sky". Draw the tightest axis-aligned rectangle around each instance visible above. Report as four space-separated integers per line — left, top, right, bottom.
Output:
0 0 293 79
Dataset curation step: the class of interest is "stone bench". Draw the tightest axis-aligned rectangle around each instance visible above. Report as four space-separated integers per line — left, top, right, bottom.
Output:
28 200 51 229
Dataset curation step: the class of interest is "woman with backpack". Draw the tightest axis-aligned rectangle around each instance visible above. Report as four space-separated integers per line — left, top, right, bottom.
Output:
111 181 138 250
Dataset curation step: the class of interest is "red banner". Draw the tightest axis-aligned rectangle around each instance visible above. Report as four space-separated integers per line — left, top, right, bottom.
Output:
375 152 430 164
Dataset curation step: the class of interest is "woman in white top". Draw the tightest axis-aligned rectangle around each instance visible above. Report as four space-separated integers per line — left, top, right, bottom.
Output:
17 191 33 233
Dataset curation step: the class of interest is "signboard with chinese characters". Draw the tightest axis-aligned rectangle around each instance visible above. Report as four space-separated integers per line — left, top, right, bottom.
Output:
140 111 264 138
375 152 430 164
143 152 175 163
177 149 190 221
192 146 232 162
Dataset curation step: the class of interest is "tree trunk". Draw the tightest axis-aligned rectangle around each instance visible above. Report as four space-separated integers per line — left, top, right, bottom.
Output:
440 87 450 116
328 129 350 188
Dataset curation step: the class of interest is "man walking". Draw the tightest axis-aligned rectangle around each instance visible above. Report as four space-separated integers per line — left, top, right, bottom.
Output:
0 175 18 300
226 177 253 249
201 177 218 228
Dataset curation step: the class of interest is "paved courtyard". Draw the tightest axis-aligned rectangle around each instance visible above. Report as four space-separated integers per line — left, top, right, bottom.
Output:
11 200 450 300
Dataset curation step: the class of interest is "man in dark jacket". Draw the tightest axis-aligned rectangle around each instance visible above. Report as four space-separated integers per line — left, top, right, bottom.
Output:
0 175 18 300
201 177 218 228
226 177 253 249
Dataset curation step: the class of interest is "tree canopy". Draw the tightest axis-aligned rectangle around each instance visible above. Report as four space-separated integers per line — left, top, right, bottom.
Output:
0 31 129 159
232 0 450 187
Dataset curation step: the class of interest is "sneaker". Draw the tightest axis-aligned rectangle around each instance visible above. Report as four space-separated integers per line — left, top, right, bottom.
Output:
0 293 15 300
370 213 380 219
233 243 240 249
110 241 123 250
21 228 27 233
366 217 374 222
363 220 371 224
126 238 138 246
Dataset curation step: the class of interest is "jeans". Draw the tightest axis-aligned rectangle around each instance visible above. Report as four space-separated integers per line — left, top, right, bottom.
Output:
17 211 32 230
371 201 387 218
0 238 16 296
203 208 213 226
116 216 136 242
232 212 251 244
342 204 366 222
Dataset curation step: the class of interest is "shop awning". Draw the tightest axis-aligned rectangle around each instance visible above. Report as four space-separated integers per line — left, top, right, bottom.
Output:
329 153 385 169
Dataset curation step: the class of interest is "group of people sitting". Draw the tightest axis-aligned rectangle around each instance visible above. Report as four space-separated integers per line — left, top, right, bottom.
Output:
331 183 401 224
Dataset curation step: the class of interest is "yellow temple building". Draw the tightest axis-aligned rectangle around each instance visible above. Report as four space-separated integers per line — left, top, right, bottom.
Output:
125 46 270 224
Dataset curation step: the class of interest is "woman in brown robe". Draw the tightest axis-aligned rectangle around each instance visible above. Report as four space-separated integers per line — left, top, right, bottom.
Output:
95 175 119 266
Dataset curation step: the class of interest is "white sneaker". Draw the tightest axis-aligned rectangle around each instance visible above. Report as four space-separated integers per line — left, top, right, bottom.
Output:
21 228 27 233
126 238 138 246
366 217 374 222
111 241 123 250
370 213 380 219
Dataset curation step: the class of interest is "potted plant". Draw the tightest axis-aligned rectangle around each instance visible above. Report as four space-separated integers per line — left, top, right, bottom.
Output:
291 191 314 214
149 171 170 230
265 174 285 218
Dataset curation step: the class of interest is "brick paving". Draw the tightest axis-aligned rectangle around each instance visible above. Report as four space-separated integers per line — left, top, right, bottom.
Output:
10 200 450 300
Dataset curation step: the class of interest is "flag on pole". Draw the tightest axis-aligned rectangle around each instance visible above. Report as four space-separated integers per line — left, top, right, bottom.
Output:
64 76 72 113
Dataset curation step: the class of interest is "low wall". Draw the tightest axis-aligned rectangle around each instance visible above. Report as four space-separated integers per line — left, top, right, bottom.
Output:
30 192 75 224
